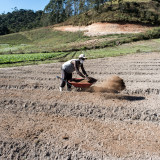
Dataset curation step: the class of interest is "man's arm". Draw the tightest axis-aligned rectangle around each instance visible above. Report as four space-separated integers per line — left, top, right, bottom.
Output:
74 61 86 78
81 64 88 77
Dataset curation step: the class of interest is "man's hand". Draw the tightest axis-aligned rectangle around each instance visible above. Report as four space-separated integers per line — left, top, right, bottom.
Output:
85 76 90 81
85 76 97 83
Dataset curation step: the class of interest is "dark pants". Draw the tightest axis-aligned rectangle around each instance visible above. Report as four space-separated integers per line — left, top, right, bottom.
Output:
60 69 72 89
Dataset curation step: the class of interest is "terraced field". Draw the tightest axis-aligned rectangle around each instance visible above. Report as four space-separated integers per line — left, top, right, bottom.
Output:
0 52 160 159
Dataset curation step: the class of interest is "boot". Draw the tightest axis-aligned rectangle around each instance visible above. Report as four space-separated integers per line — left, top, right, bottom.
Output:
59 87 63 92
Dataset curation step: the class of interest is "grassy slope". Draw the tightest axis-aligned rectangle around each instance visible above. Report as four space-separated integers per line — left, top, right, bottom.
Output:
1 26 160 68
0 28 90 54
1 26 160 54
1 38 160 68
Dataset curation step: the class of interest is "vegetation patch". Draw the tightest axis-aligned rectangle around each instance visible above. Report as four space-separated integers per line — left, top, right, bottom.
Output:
0 52 63 64
1 37 160 68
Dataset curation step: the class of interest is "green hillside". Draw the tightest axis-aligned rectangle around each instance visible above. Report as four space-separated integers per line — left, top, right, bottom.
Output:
0 28 88 53
1 25 160 53
64 0 160 26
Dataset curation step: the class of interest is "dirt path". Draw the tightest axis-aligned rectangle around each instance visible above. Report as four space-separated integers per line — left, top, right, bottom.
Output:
0 52 160 159
54 22 153 36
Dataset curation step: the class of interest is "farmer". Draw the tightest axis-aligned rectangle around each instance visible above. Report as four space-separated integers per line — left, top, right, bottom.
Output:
59 54 89 91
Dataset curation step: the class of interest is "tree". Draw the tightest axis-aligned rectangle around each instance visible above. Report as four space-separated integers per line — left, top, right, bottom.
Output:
65 0 73 18
44 0 65 24
0 25 9 35
0 9 43 35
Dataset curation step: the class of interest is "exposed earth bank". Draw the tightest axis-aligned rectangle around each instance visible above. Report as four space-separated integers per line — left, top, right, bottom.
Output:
0 52 160 159
54 22 153 36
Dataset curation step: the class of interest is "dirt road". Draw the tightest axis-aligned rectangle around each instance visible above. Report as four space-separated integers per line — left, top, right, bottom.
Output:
0 52 160 159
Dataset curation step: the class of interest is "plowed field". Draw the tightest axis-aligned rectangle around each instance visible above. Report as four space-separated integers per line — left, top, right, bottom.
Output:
0 52 160 160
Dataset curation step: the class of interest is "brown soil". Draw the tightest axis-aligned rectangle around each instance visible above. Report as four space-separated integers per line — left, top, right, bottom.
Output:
71 77 97 84
89 75 126 93
54 22 153 36
1 52 160 159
